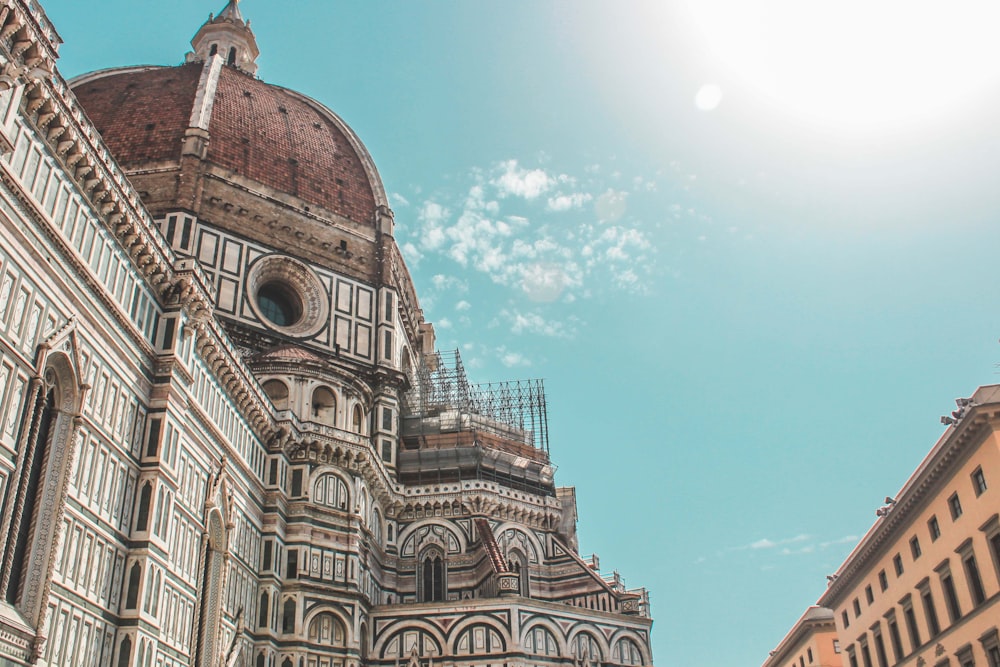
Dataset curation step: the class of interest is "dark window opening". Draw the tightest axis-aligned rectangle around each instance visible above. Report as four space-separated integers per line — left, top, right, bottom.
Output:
6 386 54 604
257 281 303 327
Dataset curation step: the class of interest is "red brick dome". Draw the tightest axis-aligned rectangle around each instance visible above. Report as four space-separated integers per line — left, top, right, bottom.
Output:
71 62 382 226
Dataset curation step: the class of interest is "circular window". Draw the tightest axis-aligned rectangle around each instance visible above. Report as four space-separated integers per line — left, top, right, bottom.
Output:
246 255 329 338
257 281 303 327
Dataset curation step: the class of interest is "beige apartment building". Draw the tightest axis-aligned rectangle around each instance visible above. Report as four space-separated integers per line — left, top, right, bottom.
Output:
816 385 1000 667
761 606 843 667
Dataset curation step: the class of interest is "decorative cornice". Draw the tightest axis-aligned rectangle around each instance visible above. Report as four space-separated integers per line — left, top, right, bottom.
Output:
819 388 1000 607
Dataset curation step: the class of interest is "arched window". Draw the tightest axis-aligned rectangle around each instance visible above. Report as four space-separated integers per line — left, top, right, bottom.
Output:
507 550 529 597
371 508 383 543
307 612 346 646
282 598 296 634
227 47 237 66
573 633 603 666
135 481 152 532
455 624 505 655
5 384 54 605
420 549 446 602
125 562 142 609
258 592 269 629
352 404 363 433
525 626 559 656
256 653 265 667
311 386 336 425
613 638 644 666
263 379 289 411
282 659 293 667
209 44 218 57
195 509 227 667
117 636 132 667
313 474 350 510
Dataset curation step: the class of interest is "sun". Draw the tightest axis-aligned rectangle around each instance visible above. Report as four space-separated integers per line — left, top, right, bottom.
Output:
684 0 1000 129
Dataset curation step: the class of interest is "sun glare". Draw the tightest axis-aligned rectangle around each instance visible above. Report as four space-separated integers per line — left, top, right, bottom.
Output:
685 0 1000 129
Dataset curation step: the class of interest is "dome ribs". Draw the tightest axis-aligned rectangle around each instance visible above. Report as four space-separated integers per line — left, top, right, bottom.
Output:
72 64 202 167
208 67 376 224
71 64 378 226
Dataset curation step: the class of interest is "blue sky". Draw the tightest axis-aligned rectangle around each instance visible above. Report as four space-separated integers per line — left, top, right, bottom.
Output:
42 1 1000 665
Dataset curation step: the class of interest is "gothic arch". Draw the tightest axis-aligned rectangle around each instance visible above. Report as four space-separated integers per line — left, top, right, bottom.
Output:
398 519 466 557
1 349 83 626
311 468 352 510
373 622 445 659
567 628 609 664
447 616 510 651
301 604 353 643
195 459 233 667
417 545 447 602
520 618 569 656
305 610 347 647
493 523 542 564
608 630 651 666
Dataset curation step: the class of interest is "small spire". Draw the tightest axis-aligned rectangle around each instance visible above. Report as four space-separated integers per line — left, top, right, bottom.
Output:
217 0 244 23
188 0 259 74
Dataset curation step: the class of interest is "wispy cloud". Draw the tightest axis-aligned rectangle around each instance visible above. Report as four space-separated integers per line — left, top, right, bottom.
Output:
493 308 578 339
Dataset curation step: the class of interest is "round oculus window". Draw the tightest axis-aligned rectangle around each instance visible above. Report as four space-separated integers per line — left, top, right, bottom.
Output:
246 255 329 338
256 281 303 327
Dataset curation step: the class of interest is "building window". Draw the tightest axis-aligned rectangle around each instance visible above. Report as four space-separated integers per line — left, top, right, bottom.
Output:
842 610 851 629
962 552 986 606
929 515 941 541
980 630 1000 667
911 536 922 559
854 598 862 617
949 492 963 520
420 550 446 602
894 553 904 576
847 647 859 667
957 645 976 667
307 613 346 646
281 598 295 634
939 567 962 622
989 526 1000 584
878 569 888 592
866 584 874 604
918 583 941 638
310 386 337 426
834 640 842 654
258 593 269 629
873 629 889 667
257 281 303 327
901 596 921 651
886 614 905 661
972 467 988 496
808 648 814 663
860 641 873 667
286 550 298 579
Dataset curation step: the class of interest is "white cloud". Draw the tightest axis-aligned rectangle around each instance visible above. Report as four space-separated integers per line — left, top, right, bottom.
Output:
455 300 471 311
391 192 411 207
547 192 593 212
437 318 453 329
430 274 468 292
496 308 576 339
492 160 554 200
500 350 532 367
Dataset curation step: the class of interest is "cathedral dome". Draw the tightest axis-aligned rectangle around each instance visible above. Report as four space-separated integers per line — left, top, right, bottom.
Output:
68 3 385 227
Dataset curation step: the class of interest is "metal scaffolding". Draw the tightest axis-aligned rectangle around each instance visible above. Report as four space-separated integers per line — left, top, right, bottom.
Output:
405 349 550 455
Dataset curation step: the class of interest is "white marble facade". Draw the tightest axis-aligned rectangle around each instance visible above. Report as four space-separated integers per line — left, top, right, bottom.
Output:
0 2 654 667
